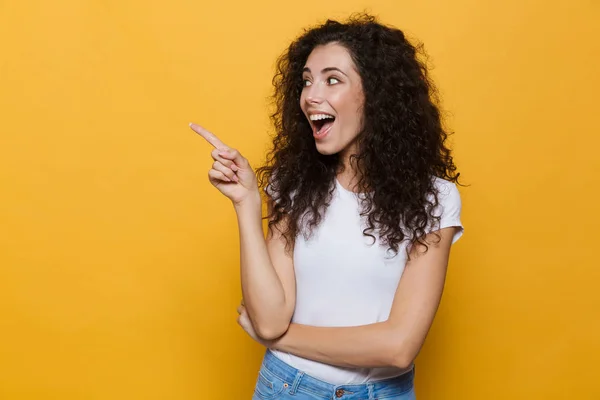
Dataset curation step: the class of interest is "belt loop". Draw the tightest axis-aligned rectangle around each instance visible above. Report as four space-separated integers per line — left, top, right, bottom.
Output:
367 383 375 400
289 371 304 394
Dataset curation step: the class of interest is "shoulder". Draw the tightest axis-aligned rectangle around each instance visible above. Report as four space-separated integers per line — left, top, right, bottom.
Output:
425 176 464 243
430 176 461 207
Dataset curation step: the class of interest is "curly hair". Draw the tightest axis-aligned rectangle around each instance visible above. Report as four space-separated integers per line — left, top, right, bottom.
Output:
256 13 462 260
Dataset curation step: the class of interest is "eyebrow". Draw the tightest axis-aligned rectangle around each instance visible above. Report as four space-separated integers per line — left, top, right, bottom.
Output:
303 67 349 77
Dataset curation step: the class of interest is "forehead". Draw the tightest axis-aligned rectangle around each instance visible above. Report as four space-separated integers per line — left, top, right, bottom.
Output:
304 43 356 72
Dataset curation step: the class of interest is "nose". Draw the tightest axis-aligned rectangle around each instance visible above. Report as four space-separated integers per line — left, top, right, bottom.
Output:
304 82 325 105
306 95 322 104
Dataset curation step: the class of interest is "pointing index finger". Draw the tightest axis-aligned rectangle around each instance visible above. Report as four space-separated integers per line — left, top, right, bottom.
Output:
189 122 229 150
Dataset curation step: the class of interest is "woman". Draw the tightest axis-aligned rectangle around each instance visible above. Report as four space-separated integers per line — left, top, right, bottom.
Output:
191 13 464 400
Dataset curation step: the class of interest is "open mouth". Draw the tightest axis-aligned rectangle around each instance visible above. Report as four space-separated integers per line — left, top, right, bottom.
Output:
310 113 336 137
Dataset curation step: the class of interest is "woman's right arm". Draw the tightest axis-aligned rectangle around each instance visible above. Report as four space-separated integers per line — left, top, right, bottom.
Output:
234 196 296 340
188 122 295 341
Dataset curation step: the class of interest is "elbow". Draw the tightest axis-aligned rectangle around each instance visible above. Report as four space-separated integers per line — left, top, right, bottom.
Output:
391 353 413 370
387 335 415 370
255 320 290 341
245 304 292 341
385 323 415 370
389 345 416 370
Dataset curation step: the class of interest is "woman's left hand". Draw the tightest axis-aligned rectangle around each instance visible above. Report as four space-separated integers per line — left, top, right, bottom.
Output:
237 301 274 347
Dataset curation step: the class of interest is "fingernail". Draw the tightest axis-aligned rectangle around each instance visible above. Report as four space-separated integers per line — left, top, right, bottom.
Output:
231 164 238 172
232 175 239 182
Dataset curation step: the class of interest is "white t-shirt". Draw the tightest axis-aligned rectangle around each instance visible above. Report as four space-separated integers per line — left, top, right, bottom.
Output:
267 176 464 384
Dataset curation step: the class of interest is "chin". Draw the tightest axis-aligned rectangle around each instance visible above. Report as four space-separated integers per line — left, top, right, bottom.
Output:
315 143 340 156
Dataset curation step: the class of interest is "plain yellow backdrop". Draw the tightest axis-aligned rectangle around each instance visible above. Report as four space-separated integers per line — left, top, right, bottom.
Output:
1 0 598 399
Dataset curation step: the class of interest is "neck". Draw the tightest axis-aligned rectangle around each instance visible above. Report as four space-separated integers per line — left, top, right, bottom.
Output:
336 162 363 193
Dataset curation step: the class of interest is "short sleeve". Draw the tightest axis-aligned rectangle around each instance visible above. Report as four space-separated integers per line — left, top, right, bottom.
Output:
425 178 464 244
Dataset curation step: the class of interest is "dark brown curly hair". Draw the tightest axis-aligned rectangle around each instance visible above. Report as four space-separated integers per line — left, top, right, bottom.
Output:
256 13 463 259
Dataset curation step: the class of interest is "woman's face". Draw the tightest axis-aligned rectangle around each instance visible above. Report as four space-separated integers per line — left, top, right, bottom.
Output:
300 42 365 160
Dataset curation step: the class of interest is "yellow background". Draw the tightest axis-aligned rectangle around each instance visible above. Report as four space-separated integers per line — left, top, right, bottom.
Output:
1 0 598 399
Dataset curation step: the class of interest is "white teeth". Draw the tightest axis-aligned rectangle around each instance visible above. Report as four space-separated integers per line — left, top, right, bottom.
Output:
309 114 335 121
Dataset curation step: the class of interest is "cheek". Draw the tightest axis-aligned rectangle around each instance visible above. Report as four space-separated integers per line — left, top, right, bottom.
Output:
335 93 362 125
347 92 365 127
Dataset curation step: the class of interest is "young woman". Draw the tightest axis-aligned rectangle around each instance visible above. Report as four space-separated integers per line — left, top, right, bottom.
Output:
191 13 464 400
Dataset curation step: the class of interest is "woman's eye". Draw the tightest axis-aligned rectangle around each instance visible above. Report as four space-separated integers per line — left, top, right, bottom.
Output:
303 79 312 87
328 77 340 85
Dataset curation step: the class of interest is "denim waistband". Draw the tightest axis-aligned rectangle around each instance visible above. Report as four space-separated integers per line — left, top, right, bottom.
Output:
261 349 414 399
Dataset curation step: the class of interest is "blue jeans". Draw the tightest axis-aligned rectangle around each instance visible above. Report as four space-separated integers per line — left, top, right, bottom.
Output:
252 350 416 400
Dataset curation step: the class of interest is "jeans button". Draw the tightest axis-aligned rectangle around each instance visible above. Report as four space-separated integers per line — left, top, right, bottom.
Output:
335 389 345 398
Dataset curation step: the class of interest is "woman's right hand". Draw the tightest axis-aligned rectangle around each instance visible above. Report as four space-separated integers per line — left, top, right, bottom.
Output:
189 123 259 207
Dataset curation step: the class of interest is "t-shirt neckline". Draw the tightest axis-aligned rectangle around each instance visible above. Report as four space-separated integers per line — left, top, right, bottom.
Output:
335 177 372 196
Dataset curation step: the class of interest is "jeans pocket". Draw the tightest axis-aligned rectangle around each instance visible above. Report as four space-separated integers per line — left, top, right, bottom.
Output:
253 366 288 400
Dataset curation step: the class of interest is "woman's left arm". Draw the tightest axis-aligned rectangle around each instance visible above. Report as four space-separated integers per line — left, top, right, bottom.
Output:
239 226 459 370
